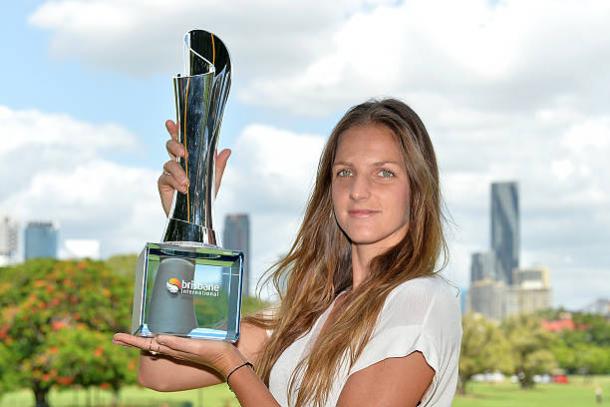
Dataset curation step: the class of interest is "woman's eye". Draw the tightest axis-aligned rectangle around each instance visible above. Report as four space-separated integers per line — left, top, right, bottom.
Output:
336 168 353 177
378 169 395 178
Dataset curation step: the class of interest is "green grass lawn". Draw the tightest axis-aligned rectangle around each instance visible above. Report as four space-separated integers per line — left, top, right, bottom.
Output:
2 376 609 406
454 375 610 407
0 384 239 407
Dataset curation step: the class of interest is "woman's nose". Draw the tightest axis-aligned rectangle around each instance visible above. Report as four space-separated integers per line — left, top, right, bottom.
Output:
349 175 371 200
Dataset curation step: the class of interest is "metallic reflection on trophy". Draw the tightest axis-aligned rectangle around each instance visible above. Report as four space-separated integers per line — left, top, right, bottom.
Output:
131 30 243 342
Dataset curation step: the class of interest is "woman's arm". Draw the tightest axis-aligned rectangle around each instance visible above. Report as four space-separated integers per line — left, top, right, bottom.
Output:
138 354 221 391
336 351 434 407
113 321 270 391
221 350 281 407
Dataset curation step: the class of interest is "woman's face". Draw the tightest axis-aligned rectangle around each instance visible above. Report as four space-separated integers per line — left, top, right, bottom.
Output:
331 123 411 249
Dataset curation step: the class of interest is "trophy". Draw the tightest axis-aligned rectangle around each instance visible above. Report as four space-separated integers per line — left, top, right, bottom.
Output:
131 30 243 342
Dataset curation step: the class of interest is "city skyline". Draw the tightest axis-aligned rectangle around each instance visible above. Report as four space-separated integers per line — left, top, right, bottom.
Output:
469 181 553 320
1 1 609 309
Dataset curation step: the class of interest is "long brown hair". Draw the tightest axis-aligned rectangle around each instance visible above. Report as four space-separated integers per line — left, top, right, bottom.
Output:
244 98 447 406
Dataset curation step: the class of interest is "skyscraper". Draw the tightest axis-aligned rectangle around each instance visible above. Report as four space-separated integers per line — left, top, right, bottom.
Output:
491 182 519 285
504 266 552 318
223 214 250 297
0 216 19 265
470 251 496 283
468 279 506 321
25 221 59 260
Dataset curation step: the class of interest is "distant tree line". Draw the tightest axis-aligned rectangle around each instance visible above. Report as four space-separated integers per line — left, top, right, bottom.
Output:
459 309 610 394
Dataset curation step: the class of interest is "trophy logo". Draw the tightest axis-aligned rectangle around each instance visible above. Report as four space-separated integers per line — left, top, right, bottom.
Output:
131 30 244 342
166 278 181 294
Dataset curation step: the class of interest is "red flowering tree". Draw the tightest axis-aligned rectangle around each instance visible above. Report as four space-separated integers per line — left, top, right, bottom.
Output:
0 259 138 407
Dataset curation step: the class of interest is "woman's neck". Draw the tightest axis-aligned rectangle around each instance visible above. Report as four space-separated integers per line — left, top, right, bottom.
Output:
349 225 409 289
350 244 381 289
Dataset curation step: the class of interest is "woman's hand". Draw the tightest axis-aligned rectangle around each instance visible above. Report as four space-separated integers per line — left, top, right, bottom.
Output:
158 119 232 216
113 333 246 379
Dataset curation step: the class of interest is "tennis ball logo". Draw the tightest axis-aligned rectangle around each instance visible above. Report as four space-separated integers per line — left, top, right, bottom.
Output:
166 277 181 294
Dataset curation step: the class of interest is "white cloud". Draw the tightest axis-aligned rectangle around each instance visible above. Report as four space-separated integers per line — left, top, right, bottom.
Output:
238 0 610 116
0 105 135 155
28 0 395 78
214 124 325 294
0 105 161 258
28 0 610 118
219 124 324 212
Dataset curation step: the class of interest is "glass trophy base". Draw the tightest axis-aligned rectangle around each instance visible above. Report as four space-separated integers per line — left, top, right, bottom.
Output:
131 242 243 342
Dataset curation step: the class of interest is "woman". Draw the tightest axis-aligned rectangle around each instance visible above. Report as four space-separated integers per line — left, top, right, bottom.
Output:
113 98 462 406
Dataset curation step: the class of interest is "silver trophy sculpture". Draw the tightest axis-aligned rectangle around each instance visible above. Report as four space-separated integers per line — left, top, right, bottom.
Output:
131 30 243 342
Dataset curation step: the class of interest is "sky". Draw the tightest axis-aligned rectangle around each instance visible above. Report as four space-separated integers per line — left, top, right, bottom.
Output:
0 0 609 309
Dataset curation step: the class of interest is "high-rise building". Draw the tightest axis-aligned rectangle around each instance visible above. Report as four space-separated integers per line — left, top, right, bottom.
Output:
468 279 506 321
25 221 59 260
470 251 496 283
491 182 519 285
223 214 250 297
0 217 19 265
513 266 550 290
504 267 552 318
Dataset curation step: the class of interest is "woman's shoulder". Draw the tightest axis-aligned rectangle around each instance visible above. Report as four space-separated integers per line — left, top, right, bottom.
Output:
351 274 462 377
388 274 460 304
380 274 462 328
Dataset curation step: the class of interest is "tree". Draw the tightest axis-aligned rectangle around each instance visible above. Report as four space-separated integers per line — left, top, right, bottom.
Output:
43 328 137 405
573 343 610 375
105 254 138 278
0 259 137 407
549 312 610 375
0 342 18 401
502 314 557 388
550 341 577 373
573 313 610 346
458 313 513 394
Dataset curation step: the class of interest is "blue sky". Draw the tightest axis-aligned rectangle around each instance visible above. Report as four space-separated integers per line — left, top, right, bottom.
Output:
0 2 340 168
1 0 609 309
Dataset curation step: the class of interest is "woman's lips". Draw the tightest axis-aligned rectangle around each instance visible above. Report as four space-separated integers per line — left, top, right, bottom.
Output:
348 209 380 218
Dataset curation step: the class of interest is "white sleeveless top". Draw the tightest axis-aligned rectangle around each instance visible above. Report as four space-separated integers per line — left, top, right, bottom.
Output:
268 275 462 406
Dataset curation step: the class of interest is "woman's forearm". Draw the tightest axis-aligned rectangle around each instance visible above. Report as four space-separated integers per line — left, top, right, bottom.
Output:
138 352 223 391
217 344 280 406
227 364 281 407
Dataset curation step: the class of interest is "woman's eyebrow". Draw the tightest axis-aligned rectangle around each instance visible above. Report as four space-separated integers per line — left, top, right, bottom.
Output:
372 160 402 166
333 160 402 166
332 161 352 166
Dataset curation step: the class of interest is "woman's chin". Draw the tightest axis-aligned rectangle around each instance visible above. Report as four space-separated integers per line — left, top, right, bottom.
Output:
345 226 409 248
348 234 389 246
